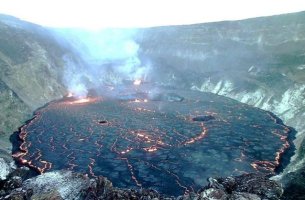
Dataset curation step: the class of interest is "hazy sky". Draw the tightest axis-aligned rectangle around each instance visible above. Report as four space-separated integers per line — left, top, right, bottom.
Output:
0 0 304 28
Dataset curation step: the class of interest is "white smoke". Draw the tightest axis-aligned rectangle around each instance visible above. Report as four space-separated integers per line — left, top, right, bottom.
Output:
57 28 150 98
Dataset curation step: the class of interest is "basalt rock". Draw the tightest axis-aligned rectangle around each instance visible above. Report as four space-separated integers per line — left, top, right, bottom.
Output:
199 188 228 199
2 176 22 193
199 173 283 200
82 176 164 200
0 168 284 200
0 158 11 181
0 166 32 199
7 167 35 182
192 115 215 122
22 171 91 200
280 167 305 200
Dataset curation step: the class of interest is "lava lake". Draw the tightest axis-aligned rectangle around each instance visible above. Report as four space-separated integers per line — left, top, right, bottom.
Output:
13 84 294 196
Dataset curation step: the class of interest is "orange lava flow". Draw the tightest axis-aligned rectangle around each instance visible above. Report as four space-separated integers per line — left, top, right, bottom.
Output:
61 97 101 105
250 113 292 172
73 98 91 104
143 146 158 152
12 114 52 174
183 122 208 145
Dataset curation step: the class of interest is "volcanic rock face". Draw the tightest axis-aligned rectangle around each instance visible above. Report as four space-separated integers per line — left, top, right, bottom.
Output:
0 158 12 180
0 170 283 200
23 171 91 199
0 15 68 154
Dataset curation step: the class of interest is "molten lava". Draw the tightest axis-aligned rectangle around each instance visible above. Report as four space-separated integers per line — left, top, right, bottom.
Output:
65 97 100 105
12 86 295 196
71 98 91 104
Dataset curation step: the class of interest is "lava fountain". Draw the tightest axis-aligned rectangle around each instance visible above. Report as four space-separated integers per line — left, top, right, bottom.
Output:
13 84 295 196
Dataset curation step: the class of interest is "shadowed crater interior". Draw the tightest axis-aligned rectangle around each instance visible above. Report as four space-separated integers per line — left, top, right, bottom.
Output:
13 84 295 196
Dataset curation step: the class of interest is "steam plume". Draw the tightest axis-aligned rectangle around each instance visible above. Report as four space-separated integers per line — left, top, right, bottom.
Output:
57 28 150 98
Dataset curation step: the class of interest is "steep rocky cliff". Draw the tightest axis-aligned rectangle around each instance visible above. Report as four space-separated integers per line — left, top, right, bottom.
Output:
136 11 305 187
0 15 67 154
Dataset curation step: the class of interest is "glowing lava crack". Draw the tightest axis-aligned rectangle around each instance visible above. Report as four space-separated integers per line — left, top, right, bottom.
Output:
13 85 294 196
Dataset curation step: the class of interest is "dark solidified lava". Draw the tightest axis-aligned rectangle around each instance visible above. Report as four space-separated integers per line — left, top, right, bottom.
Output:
192 115 215 122
98 120 108 125
13 84 294 196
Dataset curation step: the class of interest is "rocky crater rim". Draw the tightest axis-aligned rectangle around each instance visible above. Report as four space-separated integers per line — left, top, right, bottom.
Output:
0 161 284 200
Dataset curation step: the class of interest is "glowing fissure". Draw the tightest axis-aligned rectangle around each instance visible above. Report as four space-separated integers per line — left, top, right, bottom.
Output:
13 115 52 173
250 112 292 172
